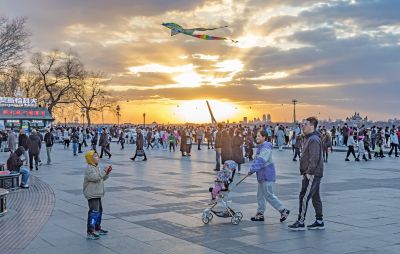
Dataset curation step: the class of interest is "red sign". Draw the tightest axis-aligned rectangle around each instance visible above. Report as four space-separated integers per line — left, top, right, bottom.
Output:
1 109 46 117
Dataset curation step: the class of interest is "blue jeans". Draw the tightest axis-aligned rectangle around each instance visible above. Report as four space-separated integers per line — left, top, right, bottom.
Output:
20 166 30 186
72 142 78 155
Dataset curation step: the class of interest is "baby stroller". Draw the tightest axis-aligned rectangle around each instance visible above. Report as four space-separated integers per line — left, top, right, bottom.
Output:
202 172 249 225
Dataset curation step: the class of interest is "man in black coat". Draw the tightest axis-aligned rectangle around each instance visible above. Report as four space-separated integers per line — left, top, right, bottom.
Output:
91 131 98 152
341 123 349 146
214 124 223 171
44 128 54 164
27 129 41 171
289 117 324 231
130 128 147 161
99 128 111 159
18 129 29 165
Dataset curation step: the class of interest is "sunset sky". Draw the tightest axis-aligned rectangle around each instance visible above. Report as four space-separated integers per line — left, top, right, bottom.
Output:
1 0 400 124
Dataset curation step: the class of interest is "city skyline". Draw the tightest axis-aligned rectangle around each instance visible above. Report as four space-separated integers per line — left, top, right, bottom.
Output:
1 0 400 123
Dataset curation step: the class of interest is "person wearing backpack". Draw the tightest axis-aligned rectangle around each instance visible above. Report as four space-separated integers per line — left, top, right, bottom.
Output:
44 128 54 165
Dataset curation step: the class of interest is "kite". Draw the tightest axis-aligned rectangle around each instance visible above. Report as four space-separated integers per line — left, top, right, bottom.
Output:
162 22 238 43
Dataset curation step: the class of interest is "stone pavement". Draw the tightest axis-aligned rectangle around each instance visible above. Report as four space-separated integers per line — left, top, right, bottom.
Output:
1 142 400 254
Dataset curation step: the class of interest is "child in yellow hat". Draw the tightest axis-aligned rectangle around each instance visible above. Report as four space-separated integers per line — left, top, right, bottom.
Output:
83 150 112 240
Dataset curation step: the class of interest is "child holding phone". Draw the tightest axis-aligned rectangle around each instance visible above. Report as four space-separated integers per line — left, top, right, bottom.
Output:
83 150 112 240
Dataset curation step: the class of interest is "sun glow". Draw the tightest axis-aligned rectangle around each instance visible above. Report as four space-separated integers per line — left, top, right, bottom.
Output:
175 100 239 123
173 71 203 87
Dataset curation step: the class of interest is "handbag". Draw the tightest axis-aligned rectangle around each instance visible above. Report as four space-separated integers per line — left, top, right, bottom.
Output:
136 149 145 156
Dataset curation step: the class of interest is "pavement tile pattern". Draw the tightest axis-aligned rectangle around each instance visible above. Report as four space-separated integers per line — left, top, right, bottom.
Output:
0 142 400 253
0 176 55 254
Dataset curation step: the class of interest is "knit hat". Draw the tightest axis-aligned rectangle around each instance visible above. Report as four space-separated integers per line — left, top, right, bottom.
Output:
85 150 98 166
223 160 237 170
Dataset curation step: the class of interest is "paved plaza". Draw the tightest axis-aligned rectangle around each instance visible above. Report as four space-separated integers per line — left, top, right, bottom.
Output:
1 142 400 254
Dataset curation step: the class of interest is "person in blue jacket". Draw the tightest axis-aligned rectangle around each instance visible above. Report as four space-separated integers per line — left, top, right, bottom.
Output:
248 130 290 222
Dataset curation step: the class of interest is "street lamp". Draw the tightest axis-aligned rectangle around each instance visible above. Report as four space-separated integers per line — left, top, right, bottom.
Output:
143 112 146 128
292 99 298 124
116 105 121 125
81 108 85 128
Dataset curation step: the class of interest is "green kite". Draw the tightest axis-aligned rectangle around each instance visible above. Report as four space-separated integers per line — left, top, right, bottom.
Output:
162 22 238 43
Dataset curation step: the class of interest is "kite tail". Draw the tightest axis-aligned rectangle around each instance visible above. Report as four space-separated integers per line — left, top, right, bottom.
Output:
193 25 229 31
191 34 238 43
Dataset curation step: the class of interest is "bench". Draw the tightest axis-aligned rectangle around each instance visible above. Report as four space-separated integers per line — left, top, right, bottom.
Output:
0 172 20 190
0 188 8 216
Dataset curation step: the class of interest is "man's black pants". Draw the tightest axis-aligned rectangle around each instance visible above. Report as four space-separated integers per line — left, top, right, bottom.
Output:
298 175 323 222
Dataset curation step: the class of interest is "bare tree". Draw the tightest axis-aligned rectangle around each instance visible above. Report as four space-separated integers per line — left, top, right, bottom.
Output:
31 50 84 115
52 105 80 126
0 16 30 74
0 65 22 97
72 72 112 127
19 71 46 103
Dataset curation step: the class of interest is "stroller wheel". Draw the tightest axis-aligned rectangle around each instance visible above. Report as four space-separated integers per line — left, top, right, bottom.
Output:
231 215 240 225
236 212 243 220
202 217 210 224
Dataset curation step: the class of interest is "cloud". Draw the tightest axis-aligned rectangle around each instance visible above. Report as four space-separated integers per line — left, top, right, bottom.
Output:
192 54 220 61
128 64 197 74
247 71 289 80
1 0 400 120
256 83 338 89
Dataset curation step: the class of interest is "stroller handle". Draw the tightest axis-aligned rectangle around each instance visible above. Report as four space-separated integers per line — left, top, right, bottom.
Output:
235 174 250 187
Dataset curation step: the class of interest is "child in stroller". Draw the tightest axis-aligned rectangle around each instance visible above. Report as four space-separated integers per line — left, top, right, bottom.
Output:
203 160 246 225
208 160 237 205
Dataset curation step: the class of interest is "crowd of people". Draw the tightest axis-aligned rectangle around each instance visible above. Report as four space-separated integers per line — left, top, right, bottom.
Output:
2 119 400 239
2 121 399 186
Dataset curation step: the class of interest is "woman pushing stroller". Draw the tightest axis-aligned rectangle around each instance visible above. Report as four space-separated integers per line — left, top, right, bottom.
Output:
248 130 290 222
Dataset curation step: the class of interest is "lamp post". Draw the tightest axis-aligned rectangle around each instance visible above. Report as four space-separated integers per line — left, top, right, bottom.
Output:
143 113 146 128
292 99 298 124
81 108 85 128
116 105 121 125
64 117 66 128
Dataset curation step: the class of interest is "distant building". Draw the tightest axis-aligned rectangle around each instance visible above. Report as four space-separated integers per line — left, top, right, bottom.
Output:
267 114 271 122
262 114 266 122
243 117 247 123
346 112 368 127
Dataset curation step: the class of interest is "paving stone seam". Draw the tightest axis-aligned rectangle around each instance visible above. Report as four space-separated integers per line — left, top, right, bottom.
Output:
0 176 55 253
